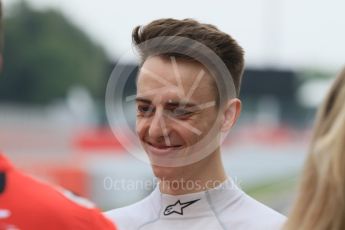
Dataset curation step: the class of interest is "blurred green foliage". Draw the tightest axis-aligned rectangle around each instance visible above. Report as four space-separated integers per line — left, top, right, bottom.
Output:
0 1 110 104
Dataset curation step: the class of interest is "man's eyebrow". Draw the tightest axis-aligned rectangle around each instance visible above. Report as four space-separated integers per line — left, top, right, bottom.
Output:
165 101 197 108
135 97 197 107
135 97 151 104
135 98 198 108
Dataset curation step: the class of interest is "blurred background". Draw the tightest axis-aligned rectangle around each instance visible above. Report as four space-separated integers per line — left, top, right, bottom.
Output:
1 0 344 213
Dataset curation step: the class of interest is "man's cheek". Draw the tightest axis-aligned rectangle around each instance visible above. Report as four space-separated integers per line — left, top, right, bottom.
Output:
136 119 146 137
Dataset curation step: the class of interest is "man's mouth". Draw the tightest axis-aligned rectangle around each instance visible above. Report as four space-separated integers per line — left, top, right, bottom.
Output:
144 141 183 155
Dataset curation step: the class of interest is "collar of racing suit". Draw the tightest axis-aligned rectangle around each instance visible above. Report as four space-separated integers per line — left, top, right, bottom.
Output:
151 178 244 219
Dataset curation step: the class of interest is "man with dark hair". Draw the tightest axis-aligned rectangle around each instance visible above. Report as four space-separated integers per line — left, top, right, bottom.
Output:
106 18 285 230
0 1 116 229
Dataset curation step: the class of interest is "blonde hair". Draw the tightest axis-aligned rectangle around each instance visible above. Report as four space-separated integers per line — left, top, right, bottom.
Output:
285 68 345 230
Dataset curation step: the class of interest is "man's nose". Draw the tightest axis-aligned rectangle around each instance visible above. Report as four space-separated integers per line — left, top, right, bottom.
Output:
148 108 169 141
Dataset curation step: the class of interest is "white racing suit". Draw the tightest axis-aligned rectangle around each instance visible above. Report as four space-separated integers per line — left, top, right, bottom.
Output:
105 179 286 230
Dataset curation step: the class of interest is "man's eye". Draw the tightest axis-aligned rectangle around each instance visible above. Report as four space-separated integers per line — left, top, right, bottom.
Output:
170 108 193 117
137 105 154 115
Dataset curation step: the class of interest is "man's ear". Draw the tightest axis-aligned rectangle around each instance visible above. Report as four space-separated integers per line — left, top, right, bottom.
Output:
221 98 241 132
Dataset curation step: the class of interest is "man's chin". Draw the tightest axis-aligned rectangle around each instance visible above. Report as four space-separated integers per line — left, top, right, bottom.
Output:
145 147 190 168
151 165 184 181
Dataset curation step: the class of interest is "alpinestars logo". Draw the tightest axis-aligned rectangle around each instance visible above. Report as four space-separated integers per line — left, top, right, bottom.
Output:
163 199 200 216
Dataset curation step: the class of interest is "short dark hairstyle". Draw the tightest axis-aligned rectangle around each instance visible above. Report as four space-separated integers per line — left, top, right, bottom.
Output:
132 18 245 97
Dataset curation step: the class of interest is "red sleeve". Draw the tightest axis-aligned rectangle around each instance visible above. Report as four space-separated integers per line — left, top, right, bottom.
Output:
0 167 117 230
87 208 117 230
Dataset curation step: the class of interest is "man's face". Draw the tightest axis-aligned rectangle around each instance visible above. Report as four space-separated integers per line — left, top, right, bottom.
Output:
135 56 221 167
